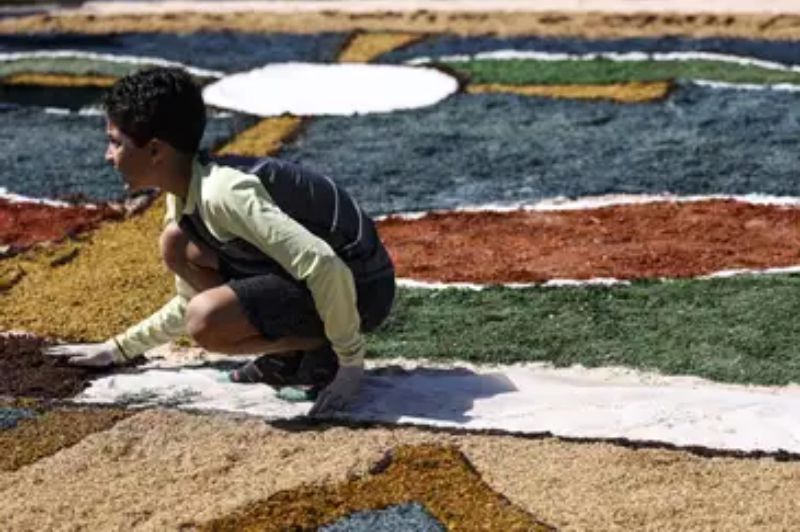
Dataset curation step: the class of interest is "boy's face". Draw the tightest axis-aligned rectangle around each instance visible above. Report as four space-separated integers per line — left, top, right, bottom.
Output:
105 119 156 192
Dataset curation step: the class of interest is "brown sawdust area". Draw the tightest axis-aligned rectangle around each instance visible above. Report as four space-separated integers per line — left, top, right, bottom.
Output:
0 333 106 398
378 199 800 282
467 81 673 103
3 11 800 39
0 405 130 472
0 409 798 531
0 195 173 341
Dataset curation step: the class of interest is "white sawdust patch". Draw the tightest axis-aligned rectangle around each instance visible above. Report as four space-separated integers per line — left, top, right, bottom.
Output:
202 62 458 116
73 345 800 453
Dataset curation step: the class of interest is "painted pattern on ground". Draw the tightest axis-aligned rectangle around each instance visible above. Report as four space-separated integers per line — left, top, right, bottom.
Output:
2 8 800 530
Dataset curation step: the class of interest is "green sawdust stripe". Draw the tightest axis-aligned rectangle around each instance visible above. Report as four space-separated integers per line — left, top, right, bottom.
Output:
0 196 173 341
201 444 551 531
370 275 800 386
0 405 131 471
0 57 160 79
4 12 800 40
441 58 800 86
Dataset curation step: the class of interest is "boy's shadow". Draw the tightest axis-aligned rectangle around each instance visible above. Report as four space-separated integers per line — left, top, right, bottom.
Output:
353 365 518 425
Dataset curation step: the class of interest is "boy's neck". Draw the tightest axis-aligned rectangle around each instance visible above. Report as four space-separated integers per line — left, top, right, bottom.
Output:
159 153 195 200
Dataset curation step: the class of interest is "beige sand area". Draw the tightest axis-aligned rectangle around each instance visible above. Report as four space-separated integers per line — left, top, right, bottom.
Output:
0 409 798 531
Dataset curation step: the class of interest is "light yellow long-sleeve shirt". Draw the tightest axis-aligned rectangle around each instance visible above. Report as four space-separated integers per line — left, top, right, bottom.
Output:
113 158 364 367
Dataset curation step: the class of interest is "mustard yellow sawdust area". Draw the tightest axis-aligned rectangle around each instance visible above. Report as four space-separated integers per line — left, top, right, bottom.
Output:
338 32 426 63
0 405 131 471
1 72 117 87
201 444 552 531
2 12 800 39
0 196 172 341
468 81 673 103
215 116 303 157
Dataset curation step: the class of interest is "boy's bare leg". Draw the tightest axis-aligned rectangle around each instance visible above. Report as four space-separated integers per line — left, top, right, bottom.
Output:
161 222 325 355
185 285 325 354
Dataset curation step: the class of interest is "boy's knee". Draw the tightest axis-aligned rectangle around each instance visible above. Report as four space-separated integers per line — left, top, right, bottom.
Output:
185 296 217 349
160 223 188 274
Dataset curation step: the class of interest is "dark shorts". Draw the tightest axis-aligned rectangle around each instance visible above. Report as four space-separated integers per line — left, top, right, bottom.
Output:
226 269 395 341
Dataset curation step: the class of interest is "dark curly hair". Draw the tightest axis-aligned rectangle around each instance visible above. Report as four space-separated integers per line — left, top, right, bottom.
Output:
103 67 206 154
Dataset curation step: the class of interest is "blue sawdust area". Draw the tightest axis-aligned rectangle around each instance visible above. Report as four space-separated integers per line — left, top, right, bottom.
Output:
0 32 349 72
0 407 36 430
278 84 800 215
320 503 445 532
381 35 800 65
0 106 253 200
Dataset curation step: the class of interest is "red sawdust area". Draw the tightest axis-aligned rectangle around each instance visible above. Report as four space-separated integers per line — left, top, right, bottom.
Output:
0 198 122 249
378 199 800 283
0 334 107 399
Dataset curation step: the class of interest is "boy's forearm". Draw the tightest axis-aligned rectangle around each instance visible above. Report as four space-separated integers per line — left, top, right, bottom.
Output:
112 295 188 359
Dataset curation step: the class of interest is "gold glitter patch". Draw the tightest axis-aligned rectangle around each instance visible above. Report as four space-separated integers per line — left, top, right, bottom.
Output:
338 32 426 63
215 116 303 157
200 444 553 531
467 81 673 103
1 73 117 88
0 406 131 471
2 12 800 40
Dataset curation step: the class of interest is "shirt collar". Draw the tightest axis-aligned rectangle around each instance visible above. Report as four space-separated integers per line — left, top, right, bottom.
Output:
182 156 207 215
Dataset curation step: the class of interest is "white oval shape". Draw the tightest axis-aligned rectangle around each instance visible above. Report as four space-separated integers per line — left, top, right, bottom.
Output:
202 62 458 116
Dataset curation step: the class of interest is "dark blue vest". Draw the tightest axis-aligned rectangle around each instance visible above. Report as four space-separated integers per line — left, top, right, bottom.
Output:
179 157 394 284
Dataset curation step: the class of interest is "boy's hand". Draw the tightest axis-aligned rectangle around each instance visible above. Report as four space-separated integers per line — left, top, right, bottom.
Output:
308 362 363 417
43 341 122 368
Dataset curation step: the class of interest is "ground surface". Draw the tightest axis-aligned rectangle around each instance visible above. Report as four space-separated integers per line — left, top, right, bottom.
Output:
2 3 800 530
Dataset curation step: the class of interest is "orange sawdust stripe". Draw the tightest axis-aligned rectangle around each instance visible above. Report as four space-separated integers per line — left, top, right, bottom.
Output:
1 72 117 88
215 116 303 157
338 32 427 63
0 197 124 250
378 199 800 283
200 444 553 531
468 81 673 103
0 405 131 471
2 12 800 40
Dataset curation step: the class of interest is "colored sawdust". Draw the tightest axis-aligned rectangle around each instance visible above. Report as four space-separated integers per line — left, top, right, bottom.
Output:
215 116 303 158
1 72 117 87
0 410 798 530
338 32 426 63
0 406 130 471
0 195 173 341
459 435 800 531
2 12 800 39
467 81 672 103
201 444 550 531
0 410 433 530
0 198 123 249
378 199 800 282
0 332 104 398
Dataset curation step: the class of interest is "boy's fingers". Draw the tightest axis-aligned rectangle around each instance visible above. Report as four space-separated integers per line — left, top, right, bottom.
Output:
42 347 79 357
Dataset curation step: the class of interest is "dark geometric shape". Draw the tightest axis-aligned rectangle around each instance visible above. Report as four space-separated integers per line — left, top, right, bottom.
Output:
0 107 249 201
319 502 445 532
0 32 349 72
277 85 800 215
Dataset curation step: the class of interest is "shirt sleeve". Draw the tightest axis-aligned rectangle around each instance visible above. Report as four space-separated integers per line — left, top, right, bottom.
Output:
210 176 365 367
110 193 195 360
